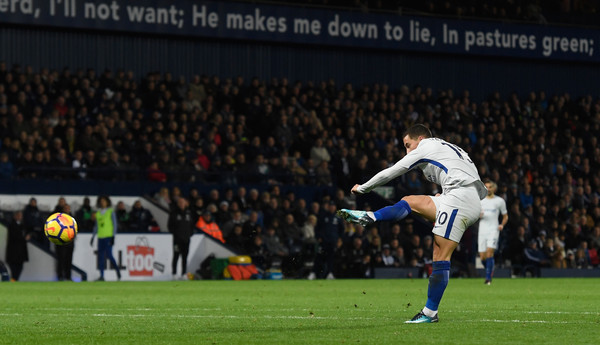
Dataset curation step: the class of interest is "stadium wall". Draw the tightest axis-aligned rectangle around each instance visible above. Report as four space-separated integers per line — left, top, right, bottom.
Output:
1 24 599 102
375 267 600 278
0 231 235 282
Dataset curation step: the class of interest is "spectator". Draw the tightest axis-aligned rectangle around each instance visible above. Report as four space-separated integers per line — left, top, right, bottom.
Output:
221 209 246 239
115 201 130 232
71 150 87 179
0 152 14 179
225 224 247 254
5 211 29 281
368 235 383 266
190 197 205 221
242 210 262 244
147 161 167 182
574 244 591 269
280 213 303 255
154 186 171 210
171 186 183 206
393 247 407 268
589 226 600 250
262 226 288 269
379 244 395 267
519 183 534 210
215 201 232 227
128 200 154 233
75 197 94 232
308 201 344 280
52 196 67 214
523 239 549 277
22 197 46 249
315 160 333 186
345 237 372 278
543 237 565 268
301 214 318 247
384 223 402 244
247 234 268 270
196 210 225 243
309 138 330 167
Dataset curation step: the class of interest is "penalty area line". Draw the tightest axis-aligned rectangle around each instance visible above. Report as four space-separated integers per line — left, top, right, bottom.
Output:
91 313 378 320
88 314 592 324
478 319 571 324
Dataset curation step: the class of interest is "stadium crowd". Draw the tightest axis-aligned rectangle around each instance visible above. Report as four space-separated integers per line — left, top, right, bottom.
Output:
1 60 600 278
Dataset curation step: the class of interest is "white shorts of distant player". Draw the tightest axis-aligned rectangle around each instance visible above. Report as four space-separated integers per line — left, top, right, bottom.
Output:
477 229 499 252
429 183 482 243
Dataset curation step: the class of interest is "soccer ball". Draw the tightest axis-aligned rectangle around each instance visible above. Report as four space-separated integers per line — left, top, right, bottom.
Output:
44 213 78 245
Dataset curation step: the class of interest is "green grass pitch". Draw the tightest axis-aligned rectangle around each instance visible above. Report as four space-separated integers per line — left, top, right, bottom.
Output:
0 278 598 344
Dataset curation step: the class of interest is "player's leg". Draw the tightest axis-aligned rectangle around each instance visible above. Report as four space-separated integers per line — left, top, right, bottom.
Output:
97 238 107 281
337 195 435 226
172 242 180 277
181 241 190 276
406 235 457 324
478 233 488 282
65 245 74 281
484 246 495 284
171 246 179 279
324 241 336 279
400 195 437 221
105 244 121 280
406 189 480 324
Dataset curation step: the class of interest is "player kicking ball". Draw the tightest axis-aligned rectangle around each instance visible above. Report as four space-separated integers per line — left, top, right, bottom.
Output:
337 124 487 323
478 180 508 285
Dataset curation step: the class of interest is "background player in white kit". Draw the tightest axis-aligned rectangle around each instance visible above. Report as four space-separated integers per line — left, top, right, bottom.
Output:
338 124 487 324
478 181 508 285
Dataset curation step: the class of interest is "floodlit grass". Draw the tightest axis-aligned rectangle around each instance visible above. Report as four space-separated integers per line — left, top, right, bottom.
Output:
0 278 598 344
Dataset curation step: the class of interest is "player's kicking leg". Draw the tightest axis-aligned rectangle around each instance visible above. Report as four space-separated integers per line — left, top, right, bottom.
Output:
336 209 375 226
337 198 419 226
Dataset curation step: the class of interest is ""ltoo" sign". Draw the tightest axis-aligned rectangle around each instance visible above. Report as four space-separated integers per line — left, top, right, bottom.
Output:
126 237 155 276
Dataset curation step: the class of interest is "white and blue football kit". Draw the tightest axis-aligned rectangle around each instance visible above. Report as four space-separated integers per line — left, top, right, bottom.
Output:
478 196 507 252
356 138 487 243
337 135 487 323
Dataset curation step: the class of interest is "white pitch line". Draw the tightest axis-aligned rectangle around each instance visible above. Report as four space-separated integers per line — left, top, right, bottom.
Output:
446 310 600 315
0 312 595 324
92 313 336 320
479 319 571 324
87 314 594 324
8 307 600 314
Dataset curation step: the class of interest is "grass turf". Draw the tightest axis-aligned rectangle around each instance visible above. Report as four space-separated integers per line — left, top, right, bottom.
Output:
0 278 598 344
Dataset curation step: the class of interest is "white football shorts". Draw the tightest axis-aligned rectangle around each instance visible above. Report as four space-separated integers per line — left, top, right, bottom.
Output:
429 183 482 243
478 229 499 252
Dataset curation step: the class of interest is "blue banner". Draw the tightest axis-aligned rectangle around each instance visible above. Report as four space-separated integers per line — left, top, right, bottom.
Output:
1 0 598 62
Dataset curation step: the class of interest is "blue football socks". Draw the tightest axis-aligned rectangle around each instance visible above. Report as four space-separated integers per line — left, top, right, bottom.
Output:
425 261 450 313
373 200 412 222
485 257 494 281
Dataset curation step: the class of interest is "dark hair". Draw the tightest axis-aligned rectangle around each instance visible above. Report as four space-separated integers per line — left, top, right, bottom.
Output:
96 195 112 208
403 124 432 139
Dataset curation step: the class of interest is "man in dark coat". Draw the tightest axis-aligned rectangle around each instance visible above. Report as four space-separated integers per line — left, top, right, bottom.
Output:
168 197 194 279
22 197 46 249
6 211 29 281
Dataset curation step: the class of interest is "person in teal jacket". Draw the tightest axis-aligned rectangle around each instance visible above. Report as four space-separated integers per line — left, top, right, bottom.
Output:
90 195 122 281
